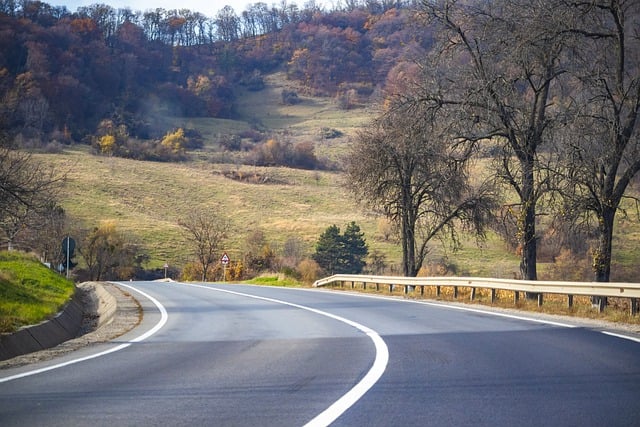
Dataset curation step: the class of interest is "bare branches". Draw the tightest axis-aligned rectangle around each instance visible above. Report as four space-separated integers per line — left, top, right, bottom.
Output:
346 98 498 277
179 207 231 281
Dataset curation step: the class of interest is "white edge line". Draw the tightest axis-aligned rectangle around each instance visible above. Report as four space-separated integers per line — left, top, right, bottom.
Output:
601 330 640 343
0 282 168 384
310 287 640 344
177 282 389 427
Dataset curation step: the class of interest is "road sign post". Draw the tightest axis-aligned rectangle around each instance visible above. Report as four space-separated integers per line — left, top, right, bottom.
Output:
221 252 230 282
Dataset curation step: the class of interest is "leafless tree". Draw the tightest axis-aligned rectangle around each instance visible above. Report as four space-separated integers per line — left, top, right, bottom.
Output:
417 0 571 284
557 1 640 299
179 207 231 281
0 147 63 250
346 101 497 277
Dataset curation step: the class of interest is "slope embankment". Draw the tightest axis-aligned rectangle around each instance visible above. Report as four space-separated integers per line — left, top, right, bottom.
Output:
0 282 131 362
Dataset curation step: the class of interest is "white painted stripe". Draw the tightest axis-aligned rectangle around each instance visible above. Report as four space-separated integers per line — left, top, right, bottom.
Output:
311 288 640 344
178 282 389 427
0 282 168 384
601 330 640 344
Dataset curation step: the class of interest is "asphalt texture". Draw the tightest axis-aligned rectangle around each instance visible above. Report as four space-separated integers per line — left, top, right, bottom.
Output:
1 281 639 426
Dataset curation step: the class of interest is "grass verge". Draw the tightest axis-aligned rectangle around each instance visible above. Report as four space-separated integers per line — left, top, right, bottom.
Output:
0 251 75 333
245 274 305 288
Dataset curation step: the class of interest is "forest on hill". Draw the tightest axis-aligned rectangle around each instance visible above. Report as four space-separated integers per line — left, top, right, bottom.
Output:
0 0 427 152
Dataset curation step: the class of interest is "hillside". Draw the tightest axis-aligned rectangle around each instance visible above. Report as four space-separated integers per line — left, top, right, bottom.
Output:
33 70 526 279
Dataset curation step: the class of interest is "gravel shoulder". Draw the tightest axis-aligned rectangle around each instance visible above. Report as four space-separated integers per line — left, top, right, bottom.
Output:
0 282 141 370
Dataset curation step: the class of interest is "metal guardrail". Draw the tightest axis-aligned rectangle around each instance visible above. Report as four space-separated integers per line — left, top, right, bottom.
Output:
313 274 640 315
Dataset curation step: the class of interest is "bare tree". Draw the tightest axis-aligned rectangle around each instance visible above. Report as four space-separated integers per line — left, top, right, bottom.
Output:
346 101 497 277
559 1 640 296
179 207 231 281
0 148 63 250
418 0 571 284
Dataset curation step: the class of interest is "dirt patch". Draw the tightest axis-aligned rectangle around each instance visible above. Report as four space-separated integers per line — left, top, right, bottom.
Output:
0 282 141 370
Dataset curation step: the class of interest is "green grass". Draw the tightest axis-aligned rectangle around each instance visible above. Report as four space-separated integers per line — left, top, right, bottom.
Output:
246 274 304 288
0 251 75 333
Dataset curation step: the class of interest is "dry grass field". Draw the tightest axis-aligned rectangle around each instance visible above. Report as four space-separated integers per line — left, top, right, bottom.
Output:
33 72 640 285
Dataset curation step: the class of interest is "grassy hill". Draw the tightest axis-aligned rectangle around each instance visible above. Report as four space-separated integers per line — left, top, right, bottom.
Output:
33 72 640 282
0 251 75 333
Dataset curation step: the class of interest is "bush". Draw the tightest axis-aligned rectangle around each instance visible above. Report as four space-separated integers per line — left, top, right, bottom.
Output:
281 89 301 105
298 258 322 284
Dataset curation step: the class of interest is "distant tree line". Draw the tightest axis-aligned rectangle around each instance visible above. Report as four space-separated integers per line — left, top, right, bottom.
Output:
0 0 429 149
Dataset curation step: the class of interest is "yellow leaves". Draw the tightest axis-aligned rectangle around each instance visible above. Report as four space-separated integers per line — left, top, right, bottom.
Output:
187 75 211 96
161 128 187 153
98 134 116 155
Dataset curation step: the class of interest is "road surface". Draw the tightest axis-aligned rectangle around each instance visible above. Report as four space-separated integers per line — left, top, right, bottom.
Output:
1 281 639 426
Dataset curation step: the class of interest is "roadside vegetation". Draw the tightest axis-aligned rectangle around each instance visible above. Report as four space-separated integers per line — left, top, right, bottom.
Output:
0 251 75 333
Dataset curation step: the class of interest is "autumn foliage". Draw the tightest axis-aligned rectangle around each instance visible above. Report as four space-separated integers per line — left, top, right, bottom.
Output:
0 1 429 151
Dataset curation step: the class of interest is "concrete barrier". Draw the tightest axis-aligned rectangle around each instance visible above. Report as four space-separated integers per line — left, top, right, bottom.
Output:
0 282 116 361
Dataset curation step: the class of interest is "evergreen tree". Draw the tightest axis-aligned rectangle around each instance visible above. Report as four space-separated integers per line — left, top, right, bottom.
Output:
342 221 368 274
313 224 343 275
313 223 368 275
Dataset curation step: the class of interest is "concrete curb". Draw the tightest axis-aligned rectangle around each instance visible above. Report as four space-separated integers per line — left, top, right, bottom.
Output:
0 282 116 361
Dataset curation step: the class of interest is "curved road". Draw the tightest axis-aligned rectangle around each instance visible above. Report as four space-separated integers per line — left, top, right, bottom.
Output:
1 281 639 426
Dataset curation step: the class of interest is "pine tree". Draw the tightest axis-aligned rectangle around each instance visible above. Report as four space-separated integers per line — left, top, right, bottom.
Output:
312 223 368 275
312 224 342 275
342 221 368 274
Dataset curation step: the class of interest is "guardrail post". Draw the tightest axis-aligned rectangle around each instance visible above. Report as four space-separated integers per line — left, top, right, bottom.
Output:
453 286 458 299
436 286 441 297
389 284 394 292
376 283 380 291
404 285 408 295
631 298 638 316
363 282 366 290
470 287 476 301
568 295 573 308
537 293 543 307
420 286 424 296
351 281 355 289
491 289 496 303
514 291 519 304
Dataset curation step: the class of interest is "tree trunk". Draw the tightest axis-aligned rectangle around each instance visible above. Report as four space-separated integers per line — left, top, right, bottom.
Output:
519 155 538 298
401 208 417 277
591 206 615 307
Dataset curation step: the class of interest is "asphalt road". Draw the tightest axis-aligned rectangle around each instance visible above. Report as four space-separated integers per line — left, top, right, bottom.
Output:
1 281 639 426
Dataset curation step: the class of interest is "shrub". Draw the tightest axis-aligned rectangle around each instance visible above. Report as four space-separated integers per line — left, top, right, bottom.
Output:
281 89 301 105
298 258 321 284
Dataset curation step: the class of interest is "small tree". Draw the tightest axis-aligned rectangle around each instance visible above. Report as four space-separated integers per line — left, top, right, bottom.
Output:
312 223 368 275
342 222 368 274
179 207 230 281
161 128 187 153
312 224 343 275
79 221 124 281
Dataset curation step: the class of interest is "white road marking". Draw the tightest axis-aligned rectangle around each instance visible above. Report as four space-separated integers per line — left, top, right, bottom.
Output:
0 282 168 384
178 282 389 427
311 287 640 344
